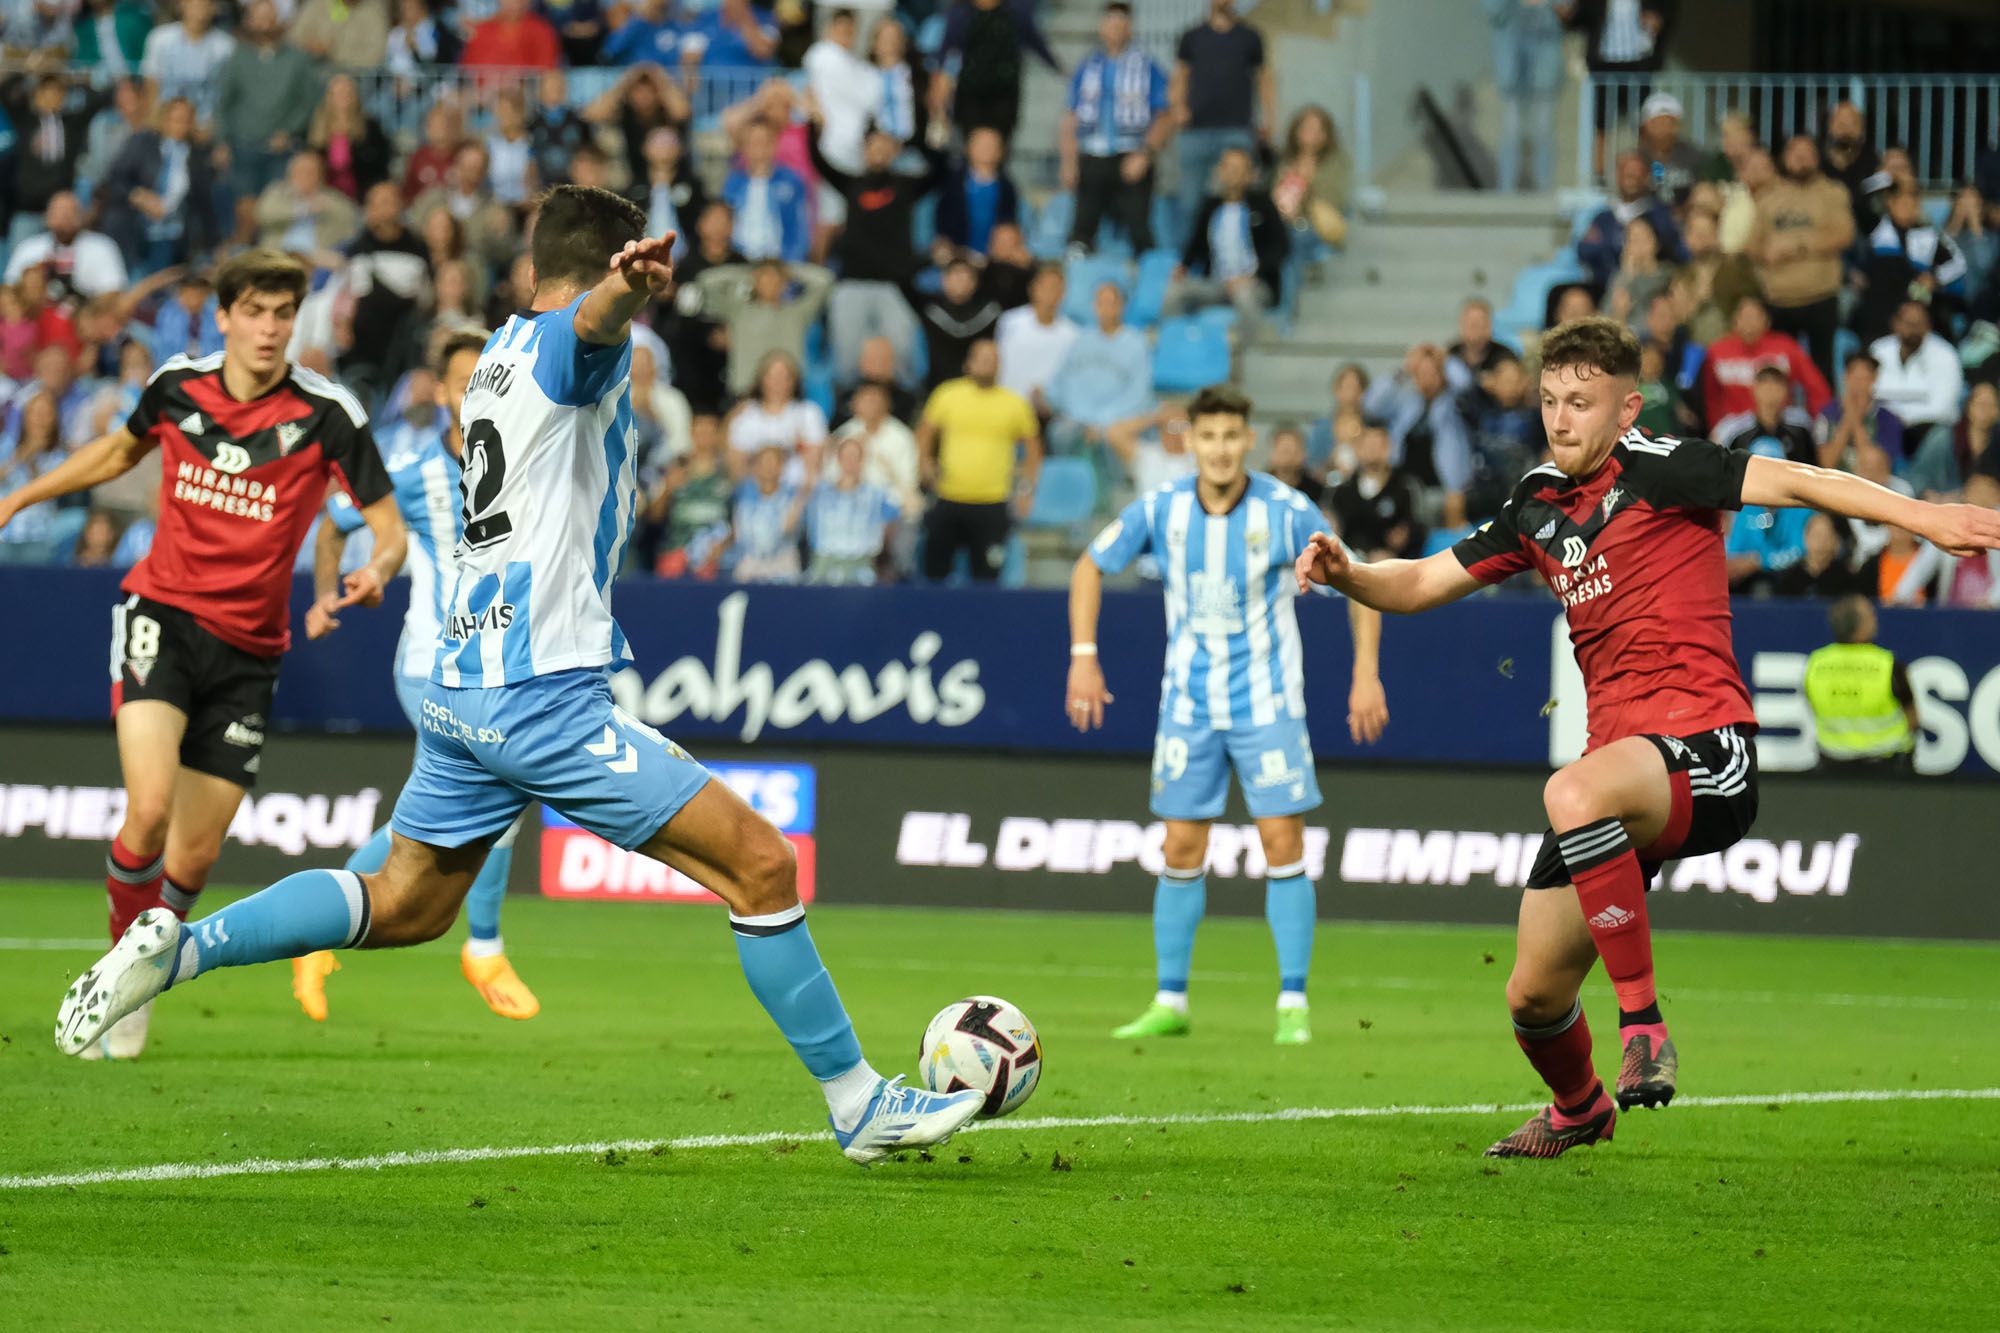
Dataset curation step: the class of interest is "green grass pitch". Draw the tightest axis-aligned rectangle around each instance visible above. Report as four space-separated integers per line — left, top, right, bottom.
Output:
1 880 1996 1330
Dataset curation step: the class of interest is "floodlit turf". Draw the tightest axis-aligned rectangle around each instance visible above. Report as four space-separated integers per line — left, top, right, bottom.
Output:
1 881 1996 1331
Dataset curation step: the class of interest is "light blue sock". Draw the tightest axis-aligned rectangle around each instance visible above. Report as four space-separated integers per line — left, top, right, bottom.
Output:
1154 866 1207 995
344 825 391 875
1265 865 1316 996
168 868 369 987
464 829 516 945
730 906 865 1081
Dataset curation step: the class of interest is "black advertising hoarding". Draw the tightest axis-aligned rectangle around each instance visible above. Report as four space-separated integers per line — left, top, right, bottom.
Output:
1 728 1993 940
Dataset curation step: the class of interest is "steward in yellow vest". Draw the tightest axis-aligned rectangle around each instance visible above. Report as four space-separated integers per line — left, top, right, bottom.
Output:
1803 596 1916 774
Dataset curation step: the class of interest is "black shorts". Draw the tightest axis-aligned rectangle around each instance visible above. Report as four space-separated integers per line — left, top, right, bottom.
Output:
1526 724 1759 889
111 594 280 789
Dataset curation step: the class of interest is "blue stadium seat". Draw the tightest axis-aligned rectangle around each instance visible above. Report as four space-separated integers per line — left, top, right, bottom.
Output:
1422 525 1475 557
1149 194 1183 250
1127 249 1179 328
1569 199 1605 245
1030 193 1075 260
1494 257 1587 343
1153 316 1231 394
1063 254 1131 325
1025 457 1099 529
804 368 836 420
911 193 939 255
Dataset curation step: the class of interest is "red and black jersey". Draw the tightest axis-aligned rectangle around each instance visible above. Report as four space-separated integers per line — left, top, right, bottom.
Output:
121 353 391 657
1451 428 1758 752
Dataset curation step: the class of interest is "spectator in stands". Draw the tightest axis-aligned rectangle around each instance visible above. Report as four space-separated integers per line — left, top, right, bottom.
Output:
980 221 1036 310
630 338 691 472
912 255 1004 393
1678 205 1756 345
9 343 90 444
626 127 706 262
1485 0 1562 194
1856 183 1968 345
1814 350 1904 472
838 335 919 426
1578 151 1683 287
1363 343 1472 525
4 73 110 249
307 74 392 205
484 88 538 209
831 379 921 514
141 0 232 126
1166 145 1286 340
528 70 593 190
728 350 827 485
539 0 604 65
1102 399 1195 493
256 150 358 256
1633 92 1701 206
1635 337 1695 437
1871 299 1965 443
1044 281 1151 453
1889 474 2000 609
803 8 879 245
1170 0 1272 249
723 117 811 264
918 336 1040 582
996 264 1077 422
1461 355 1545 518
1446 297 1518 391
681 0 779 73
1751 134 1853 387
401 100 462 204
150 270 223 365
1945 183 1999 326
1566 0 1675 176
340 180 428 396
729 443 807 583
586 63 691 192
599 0 684 66
695 258 835 399
4 191 127 299
1265 424 1324 507
70 0 149 79
1697 294 1831 429
645 413 732 578
1271 105 1348 265
0 392 76 562
97 96 213 276
1712 364 1814 461
1700 111 1756 184
1820 99 1884 242
1906 380 1999 500
1329 415 1423 559
1771 513 1871 601
77 76 149 197
1605 214 1674 333
808 113 939 381
291 0 389 66
1308 362 1369 478
1 0 75 54
0 286 34 382
1061 2 1171 258
213 1 319 199
806 433 902 584
411 142 515 277
934 0 1059 143
464 0 560 69
1724 437 1811 593
72 507 120 566
866 13 926 145
936 126 1021 258
656 200 740 417
386 0 462 76
1718 145 1772 255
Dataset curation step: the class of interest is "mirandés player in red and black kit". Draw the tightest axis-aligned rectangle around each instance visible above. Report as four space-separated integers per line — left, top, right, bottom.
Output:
0 251 406 1058
1298 318 2000 1158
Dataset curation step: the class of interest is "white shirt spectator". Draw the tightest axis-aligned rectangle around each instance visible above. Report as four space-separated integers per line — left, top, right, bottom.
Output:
804 38 881 175
730 398 827 487
1208 202 1258 281
830 414 920 508
142 23 236 124
3 228 127 298
1132 436 1197 493
486 132 534 206
995 305 1080 407
1868 331 1965 429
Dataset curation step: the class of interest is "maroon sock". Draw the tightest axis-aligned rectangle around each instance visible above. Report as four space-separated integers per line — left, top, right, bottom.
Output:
105 836 166 941
1559 818 1658 1015
1513 1000 1599 1109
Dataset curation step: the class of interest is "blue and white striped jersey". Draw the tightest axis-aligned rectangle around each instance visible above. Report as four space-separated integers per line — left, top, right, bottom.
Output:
433 293 637 688
331 415 463 679
1088 472 1330 730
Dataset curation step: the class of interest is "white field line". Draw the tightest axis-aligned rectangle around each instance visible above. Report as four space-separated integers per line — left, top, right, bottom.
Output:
3 1086 1995 1192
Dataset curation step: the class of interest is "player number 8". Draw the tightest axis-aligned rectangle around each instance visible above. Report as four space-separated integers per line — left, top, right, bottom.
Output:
1153 735 1189 782
127 615 160 662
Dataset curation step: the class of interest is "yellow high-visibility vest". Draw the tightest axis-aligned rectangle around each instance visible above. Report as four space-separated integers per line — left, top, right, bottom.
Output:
1804 642 1913 760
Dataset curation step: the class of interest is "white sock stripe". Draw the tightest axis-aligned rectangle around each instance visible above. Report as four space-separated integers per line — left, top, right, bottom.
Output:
729 904 806 929
1559 823 1629 858
1265 861 1309 880
1159 865 1206 883
1513 998 1582 1039
331 870 366 948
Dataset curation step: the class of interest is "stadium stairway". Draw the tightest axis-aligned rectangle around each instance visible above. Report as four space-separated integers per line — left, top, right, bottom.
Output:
1238 191 1570 428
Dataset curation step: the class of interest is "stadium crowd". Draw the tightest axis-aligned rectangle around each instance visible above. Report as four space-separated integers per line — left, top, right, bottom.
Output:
0 0 1996 608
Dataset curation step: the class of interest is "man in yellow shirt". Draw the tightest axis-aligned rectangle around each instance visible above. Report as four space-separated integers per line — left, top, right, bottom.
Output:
917 339 1044 581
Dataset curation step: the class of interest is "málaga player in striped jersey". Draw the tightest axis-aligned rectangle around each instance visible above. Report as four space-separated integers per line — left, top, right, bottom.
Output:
1066 385 1390 1046
291 330 542 1024
57 186 987 1165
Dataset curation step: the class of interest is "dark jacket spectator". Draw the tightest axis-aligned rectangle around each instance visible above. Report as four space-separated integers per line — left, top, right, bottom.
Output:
1182 181 1288 304
529 69 596 188
1578 151 1685 286
937 0 1061 143
1565 0 1676 76
808 126 943 284
97 105 217 270
911 257 1005 390
1820 100 1887 240
1330 420 1424 559
306 74 393 203
933 128 1020 257
4 74 112 220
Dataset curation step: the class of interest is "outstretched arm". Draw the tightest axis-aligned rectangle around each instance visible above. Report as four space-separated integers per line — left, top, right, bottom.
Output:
1740 455 2000 556
1346 599 1389 744
575 231 678 346
1295 533 1483 614
0 427 153 531
1065 554 1114 731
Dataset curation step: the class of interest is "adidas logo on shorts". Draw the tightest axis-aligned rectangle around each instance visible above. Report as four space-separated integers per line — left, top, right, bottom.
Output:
1586 905 1636 930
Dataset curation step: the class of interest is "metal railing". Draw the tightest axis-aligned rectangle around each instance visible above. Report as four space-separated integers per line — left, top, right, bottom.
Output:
1581 73 2000 192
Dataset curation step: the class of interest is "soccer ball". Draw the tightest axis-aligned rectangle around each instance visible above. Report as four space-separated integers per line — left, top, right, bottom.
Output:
918 996 1042 1118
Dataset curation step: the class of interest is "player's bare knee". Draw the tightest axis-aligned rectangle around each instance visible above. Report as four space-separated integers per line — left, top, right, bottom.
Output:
118 802 172 856
1506 970 1575 1024
1162 826 1210 872
1541 768 1605 830
359 878 455 948
734 830 798 916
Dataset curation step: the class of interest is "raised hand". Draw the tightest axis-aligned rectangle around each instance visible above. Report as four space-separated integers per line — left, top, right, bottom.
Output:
611 232 678 297
1917 501 2000 558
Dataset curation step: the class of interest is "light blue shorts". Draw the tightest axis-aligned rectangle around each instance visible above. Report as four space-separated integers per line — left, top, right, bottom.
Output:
390 668 712 851
393 672 427 729
1149 712 1322 822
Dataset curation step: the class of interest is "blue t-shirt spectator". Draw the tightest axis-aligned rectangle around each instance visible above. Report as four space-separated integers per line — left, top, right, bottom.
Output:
1046 322 1154 428
722 163 812 263
684 4 778 71
1069 47 1168 157
599 12 682 66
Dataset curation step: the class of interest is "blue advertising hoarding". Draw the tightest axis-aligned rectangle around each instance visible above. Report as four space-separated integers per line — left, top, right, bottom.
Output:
4 567 1998 776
